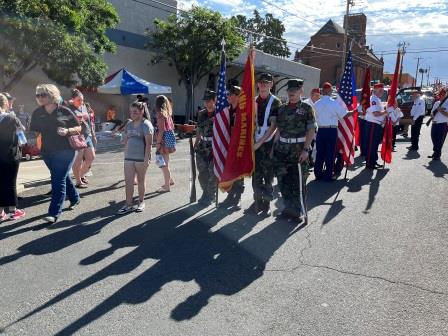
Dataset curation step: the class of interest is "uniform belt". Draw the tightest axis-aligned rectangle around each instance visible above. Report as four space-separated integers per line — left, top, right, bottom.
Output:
367 120 382 126
279 136 306 144
318 125 338 128
202 137 213 141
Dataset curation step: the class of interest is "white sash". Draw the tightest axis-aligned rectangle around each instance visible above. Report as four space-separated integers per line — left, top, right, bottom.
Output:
255 95 275 142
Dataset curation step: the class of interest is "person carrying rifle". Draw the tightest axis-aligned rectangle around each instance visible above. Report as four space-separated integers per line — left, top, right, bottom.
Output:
272 79 317 224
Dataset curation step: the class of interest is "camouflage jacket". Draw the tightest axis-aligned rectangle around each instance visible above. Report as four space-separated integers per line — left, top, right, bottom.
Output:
274 100 317 139
197 108 215 138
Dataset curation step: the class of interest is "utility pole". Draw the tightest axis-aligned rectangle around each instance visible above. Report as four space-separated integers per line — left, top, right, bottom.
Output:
398 41 409 87
414 57 423 87
341 0 355 80
426 66 431 86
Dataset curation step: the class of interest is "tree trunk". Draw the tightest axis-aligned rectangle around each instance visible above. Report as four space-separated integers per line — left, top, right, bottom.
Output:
184 81 195 123
1 61 37 92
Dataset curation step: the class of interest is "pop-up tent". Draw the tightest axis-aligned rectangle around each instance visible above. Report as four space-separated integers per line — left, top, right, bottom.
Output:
97 68 172 95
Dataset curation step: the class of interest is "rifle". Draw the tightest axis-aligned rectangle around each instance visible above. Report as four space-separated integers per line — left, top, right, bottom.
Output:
189 136 197 203
426 96 448 126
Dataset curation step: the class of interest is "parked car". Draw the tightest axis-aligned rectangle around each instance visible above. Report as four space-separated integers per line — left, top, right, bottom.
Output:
396 87 419 125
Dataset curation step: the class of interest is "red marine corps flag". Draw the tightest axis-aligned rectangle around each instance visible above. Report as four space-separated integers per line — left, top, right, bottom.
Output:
218 48 256 191
356 67 371 146
381 49 401 164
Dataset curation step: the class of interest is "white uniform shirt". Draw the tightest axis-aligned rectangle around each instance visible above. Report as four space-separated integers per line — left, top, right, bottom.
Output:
410 96 425 120
365 94 385 124
387 106 403 125
432 98 448 123
314 95 347 127
303 98 315 109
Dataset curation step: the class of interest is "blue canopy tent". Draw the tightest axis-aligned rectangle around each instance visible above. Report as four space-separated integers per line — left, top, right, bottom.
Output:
97 68 172 95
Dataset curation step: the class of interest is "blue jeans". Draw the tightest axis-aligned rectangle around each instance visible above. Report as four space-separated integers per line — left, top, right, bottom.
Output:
42 149 79 218
314 128 337 181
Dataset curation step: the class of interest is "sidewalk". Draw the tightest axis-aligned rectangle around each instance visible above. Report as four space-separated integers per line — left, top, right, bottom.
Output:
17 159 50 194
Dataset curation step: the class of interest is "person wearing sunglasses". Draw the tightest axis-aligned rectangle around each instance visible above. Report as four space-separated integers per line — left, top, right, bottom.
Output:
30 84 81 224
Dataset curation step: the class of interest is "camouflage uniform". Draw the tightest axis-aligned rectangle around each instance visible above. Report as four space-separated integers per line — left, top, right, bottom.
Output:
253 94 282 204
196 108 217 200
273 100 317 213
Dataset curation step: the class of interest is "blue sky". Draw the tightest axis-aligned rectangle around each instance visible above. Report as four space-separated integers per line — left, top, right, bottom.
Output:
179 0 448 86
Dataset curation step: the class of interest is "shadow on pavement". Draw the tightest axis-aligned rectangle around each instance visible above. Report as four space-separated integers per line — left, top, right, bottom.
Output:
424 160 448 179
6 203 304 335
402 150 421 160
0 201 119 266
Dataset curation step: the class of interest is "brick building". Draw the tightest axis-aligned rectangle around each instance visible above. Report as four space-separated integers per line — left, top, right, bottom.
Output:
294 13 384 88
383 72 415 88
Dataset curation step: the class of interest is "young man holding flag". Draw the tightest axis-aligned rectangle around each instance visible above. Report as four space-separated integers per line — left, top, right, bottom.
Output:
247 73 282 217
218 85 245 209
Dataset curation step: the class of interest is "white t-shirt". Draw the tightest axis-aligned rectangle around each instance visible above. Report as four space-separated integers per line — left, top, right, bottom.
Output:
432 99 448 123
410 96 426 120
314 95 347 127
365 94 385 124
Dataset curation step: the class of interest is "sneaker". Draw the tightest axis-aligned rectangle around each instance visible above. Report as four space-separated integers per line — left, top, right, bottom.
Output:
136 202 145 212
1 210 8 222
43 216 57 224
117 205 135 215
68 200 80 210
9 209 26 220
85 170 93 177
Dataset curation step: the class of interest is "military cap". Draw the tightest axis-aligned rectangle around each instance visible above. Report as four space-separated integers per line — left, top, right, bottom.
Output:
373 83 384 89
322 82 332 90
287 79 304 90
257 73 273 83
202 89 217 100
227 85 241 96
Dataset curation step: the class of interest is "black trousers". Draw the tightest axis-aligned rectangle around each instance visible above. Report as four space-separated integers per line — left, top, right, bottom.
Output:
0 159 19 208
411 116 424 149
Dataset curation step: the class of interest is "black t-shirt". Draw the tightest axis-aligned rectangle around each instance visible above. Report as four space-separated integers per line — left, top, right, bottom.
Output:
256 94 282 127
30 105 79 153
0 113 21 162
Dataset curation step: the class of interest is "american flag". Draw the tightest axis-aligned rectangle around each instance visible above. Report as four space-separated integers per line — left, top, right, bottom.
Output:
336 51 357 165
212 48 231 179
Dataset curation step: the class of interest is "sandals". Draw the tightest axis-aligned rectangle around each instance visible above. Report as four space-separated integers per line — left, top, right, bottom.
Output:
76 183 88 189
156 186 170 193
117 205 135 215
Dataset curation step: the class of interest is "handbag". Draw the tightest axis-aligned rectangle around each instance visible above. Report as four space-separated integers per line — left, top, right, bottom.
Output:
68 131 88 150
162 129 176 148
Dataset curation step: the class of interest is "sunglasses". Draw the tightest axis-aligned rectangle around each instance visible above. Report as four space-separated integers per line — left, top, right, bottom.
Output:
35 93 49 98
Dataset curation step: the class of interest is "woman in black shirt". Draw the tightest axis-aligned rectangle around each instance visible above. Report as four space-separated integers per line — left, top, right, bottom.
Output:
0 94 26 221
30 84 81 224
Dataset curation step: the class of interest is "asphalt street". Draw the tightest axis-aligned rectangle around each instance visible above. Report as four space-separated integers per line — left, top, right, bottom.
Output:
1 123 447 336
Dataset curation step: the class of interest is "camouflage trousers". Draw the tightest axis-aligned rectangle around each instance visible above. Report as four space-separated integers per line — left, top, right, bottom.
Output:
274 142 309 211
228 179 245 197
196 144 217 199
252 141 274 201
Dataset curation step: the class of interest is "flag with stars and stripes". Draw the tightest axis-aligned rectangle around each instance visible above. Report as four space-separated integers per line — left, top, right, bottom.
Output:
336 51 358 166
212 49 230 179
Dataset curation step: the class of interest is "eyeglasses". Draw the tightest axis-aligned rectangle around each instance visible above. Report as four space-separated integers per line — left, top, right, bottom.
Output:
35 93 48 98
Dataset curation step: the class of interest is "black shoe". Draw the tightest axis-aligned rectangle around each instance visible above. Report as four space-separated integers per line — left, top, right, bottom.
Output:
374 163 382 169
244 201 260 214
198 194 212 206
428 154 434 159
259 200 271 217
280 207 301 221
407 146 417 151
218 194 235 208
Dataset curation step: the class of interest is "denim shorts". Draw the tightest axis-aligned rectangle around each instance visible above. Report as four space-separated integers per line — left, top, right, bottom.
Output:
85 135 94 148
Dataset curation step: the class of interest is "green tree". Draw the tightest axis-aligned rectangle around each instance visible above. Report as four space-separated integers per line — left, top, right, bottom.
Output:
233 10 290 58
148 6 245 119
0 0 119 91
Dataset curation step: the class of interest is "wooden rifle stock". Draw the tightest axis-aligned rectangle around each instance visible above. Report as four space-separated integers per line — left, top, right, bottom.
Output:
189 137 197 203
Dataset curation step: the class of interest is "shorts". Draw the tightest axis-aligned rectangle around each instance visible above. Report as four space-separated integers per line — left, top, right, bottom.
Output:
85 136 94 148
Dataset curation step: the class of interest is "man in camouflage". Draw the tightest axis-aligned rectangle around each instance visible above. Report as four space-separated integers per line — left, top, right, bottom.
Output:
219 85 245 209
247 73 282 217
272 79 317 223
195 89 218 205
